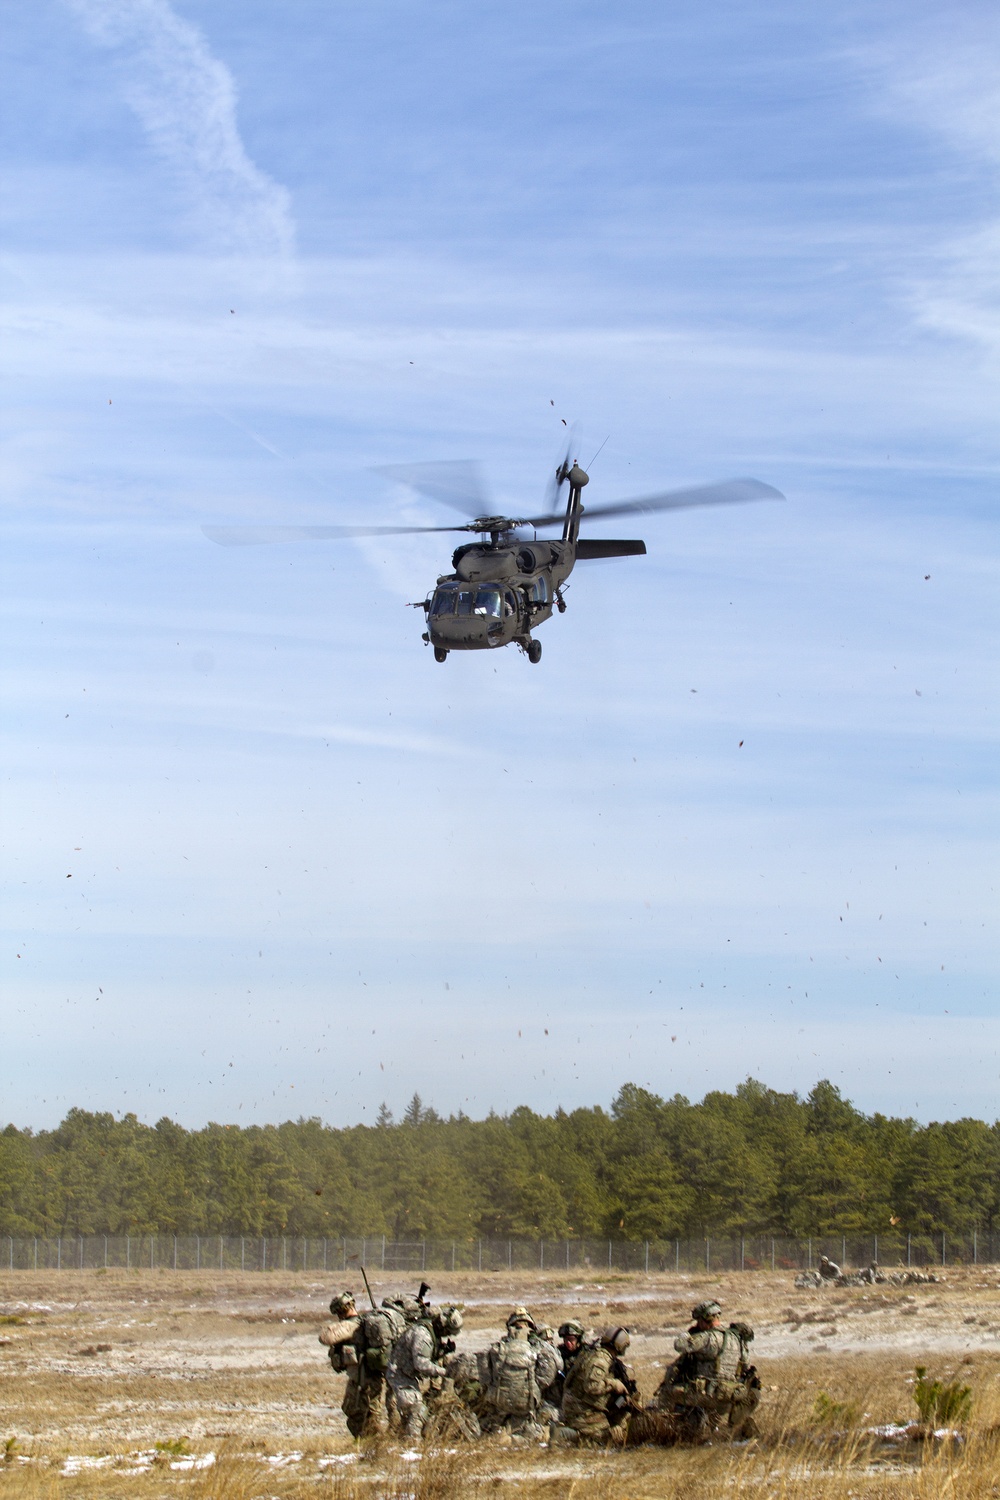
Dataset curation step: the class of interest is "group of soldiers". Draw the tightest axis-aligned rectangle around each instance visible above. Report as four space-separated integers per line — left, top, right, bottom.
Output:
319 1286 760 1447
794 1256 941 1290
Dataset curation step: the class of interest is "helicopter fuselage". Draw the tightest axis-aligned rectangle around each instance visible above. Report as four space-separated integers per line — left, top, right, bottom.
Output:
422 537 571 654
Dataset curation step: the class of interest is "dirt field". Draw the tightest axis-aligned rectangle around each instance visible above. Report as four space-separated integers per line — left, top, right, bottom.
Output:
2 1266 1000 1498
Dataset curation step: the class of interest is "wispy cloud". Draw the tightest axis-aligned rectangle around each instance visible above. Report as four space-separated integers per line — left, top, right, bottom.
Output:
68 0 295 256
858 15 1000 357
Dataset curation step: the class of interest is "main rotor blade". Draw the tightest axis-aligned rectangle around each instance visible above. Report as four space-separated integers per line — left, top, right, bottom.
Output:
523 477 784 529
202 522 465 547
372 460 490 518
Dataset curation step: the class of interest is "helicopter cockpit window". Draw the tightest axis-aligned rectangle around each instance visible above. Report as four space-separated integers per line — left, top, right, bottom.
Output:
430 587 458 615
473 587 502 618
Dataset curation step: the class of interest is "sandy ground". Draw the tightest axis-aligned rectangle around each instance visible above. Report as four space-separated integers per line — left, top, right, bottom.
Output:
2 1265 1000 1455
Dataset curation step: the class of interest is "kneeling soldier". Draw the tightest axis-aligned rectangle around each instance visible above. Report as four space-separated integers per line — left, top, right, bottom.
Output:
556 1327 637 1445
387 1303 463 1441
652 1300 760 1441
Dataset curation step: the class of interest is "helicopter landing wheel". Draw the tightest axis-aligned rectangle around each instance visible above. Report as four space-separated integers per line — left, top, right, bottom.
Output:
433 647 448 663
527 639 542 664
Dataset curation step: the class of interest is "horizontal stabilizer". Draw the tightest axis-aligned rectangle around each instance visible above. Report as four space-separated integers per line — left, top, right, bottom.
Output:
575 538 647 559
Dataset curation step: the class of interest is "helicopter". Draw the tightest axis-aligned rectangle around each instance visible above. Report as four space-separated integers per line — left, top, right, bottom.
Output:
203 444 784 663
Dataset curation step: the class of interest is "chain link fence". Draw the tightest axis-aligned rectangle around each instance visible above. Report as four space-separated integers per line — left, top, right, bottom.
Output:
1 1230 996 1274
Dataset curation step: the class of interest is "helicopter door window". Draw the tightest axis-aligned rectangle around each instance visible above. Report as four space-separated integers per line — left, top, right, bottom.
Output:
473 587 502 618
456 590 476 616
531 577 549 604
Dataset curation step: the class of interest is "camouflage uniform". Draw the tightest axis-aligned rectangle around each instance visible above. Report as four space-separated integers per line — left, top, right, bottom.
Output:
318 1294 388 1439
532 1326 565 1423
653 1302 759 1440
482 1309 550 1439
387 1306 462 1440
557 1330 633 1445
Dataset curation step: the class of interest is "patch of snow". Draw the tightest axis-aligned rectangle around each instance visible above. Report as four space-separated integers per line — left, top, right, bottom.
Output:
170 1453 216 1470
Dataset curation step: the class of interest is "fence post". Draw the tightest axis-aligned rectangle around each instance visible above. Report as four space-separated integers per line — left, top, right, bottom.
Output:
807 1237 812 1270
539 1240 544 1270
906 1232 911 1267
104 1235 108 1270
873 1234 877 1267
508 1240 512 1270
323 1239 327 1273
152 1236 155 1270
770 1238 775 1272
262 1237 266 1272
842 1235 846 1267
478 1240 482 1272
740 1236 745 1272
241 1237 245 1272
608 1240 612 1270
452 1242 456 1272
675 1239 680 1272
973 1229 977 1265
126 1236 130 1271
705 1238 710 1272
382 1235 386 1271
644 1241 649 1274
942 1232 946 1267
566 1240 570 1270
422 1241 427 1272
57 1236 62 1270
34 1237 38 1271
8 1236 12 1271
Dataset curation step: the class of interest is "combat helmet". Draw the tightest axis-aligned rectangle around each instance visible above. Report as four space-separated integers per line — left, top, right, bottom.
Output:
600 1326 631 1354
506 1304 536 1330
329 1291 357 1316
434 1304 464 1336
558 1319 585 1341
691 1300 722 1322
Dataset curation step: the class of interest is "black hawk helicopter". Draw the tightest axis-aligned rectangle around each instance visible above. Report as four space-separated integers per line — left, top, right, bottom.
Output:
204 445 783 664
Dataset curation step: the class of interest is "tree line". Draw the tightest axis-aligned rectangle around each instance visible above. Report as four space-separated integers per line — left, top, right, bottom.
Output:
0 1080 996 1241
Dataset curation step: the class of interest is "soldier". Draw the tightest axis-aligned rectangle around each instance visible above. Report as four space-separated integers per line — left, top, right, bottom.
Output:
318 1291 380 1439
819 1255 841 1281
557 1319 586 1372
482 1307 549 1440
530 1323 564 1427
387 1303 463 1441
652 1300 760 1441
555 1327 637 1445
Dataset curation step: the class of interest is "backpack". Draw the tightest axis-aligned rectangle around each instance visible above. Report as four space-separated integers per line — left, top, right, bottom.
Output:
488 1333 539 1417
360 1304 406 1373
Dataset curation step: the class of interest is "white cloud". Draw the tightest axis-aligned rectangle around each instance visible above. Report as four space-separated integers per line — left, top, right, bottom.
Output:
68 0 295 256
857 15 1000 359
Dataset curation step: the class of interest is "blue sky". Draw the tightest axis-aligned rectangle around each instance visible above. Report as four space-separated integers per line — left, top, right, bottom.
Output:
2 0 997 1130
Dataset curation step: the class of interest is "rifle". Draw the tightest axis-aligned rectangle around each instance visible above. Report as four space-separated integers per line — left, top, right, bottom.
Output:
607 1354 643 1424
360 1264 377 1311
417 1281 431 1313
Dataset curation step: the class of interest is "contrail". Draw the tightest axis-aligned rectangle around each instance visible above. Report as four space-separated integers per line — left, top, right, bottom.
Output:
68 0 295 256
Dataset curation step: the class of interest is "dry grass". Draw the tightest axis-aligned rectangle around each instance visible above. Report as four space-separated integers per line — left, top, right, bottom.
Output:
4 1268 1000 1498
